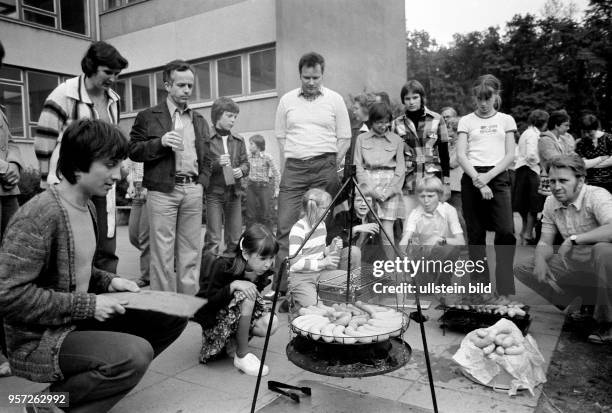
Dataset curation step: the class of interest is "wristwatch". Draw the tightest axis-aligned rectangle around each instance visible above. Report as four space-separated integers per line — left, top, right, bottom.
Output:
569 235 578 245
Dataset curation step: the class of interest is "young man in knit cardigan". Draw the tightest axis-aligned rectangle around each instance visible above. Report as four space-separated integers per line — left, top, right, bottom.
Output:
0 119 186 412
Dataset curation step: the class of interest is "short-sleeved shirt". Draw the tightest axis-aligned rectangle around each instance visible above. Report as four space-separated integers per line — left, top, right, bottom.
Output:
275 86 351 160
405 202 463 245
575 133 612 187
457 112 517 166
542 184 612 260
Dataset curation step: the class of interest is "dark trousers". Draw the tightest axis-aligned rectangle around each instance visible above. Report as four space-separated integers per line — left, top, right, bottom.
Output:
0 195 19 354
461 170 516 296
92 195 118 274
275 153 340 292
246 181 273 231
51 310 187 413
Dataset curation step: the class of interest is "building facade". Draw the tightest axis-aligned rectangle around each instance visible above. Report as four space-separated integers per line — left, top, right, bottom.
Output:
1 0 406 168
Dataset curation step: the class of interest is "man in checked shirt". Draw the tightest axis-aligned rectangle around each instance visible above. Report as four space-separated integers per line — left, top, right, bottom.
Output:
246 134 280 232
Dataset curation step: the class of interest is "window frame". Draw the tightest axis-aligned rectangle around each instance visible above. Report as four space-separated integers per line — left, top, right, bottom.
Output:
0 0 91 38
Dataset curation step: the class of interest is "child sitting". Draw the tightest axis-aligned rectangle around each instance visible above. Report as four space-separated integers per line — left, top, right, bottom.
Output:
399 177 466 302
400 176 465 248
194 224 279 376
287 188 344 309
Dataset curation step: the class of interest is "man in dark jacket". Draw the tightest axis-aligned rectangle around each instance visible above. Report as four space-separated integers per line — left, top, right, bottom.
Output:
129 59 211 295
0 119 187 412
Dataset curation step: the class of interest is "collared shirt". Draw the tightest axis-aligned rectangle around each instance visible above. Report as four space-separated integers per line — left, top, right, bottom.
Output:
298 87 323 102
405 202 463 245
354 130 406 194
393 107 450 190
515 126 541 175
575 132 612 186
275 86 351 160
542 184 612 260
166 97 198 177
248 151 280 191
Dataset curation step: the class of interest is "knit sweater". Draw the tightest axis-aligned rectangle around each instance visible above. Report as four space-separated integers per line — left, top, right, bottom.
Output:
0 186 116 382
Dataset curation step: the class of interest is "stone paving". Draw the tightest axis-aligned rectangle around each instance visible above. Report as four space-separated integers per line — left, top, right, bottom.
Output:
0 226 565 413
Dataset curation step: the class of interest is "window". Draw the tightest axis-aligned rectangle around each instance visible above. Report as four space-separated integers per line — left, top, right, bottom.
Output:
0 83 24 137
103 0 142 11
192 62 210 102
0 66 21 82
131 74 150 111
60 0 86 34
0 0 18 18
217 56 242 97
117 47 275 114
27 71 59 121
249 49 275 93
4 0 89 36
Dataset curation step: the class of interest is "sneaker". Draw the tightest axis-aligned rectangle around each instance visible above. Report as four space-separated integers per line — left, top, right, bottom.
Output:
263 290 276 301
136 278 150 288
234 353 269 376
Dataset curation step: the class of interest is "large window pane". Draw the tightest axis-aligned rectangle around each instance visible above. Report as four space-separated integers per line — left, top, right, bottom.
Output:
60 0 87 35
131 75 150 111
106 0 121 9
218 56 242 97
0 66 21 81
0 0 18 18
114 79 127 111
250 49 275 93
23 0 54 12
28 71 58 121
155 71 165 104
0 83 24 137
24 9 56 27
192 62 210 101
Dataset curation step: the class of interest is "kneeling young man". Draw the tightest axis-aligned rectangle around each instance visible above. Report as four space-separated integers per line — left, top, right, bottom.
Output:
514 154 612 343
0 119 187 412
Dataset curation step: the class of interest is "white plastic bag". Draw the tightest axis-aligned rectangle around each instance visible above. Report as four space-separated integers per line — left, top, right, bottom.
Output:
452 318 547 396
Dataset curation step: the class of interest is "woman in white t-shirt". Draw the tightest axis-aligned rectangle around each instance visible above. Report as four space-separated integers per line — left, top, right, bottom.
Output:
456 74 517 300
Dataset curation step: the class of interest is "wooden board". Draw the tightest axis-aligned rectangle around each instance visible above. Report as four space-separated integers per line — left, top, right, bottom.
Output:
101 290 207 318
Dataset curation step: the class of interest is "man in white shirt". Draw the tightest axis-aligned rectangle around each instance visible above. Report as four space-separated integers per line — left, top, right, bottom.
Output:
274 52 351 296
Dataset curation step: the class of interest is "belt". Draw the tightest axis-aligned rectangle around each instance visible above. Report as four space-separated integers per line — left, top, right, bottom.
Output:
175 175 196 184
365 165 395 171
249 180 270 186
286 152 335 164
474 166 495 173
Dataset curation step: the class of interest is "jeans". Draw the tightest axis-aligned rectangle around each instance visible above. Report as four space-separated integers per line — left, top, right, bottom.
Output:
147 183 203 294
128 197 150 281
91 195 118 274
461 170 516 296
514 243 612 323
51 311 187 413
245 182 273 231
204 190 243 255
275 153 340 293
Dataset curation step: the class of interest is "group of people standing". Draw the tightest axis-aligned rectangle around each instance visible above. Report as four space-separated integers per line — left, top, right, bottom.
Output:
1 39 611 412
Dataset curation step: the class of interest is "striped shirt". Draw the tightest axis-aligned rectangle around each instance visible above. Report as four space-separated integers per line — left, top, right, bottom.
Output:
248 151 280 192
35 75 121 180
289 218 327 272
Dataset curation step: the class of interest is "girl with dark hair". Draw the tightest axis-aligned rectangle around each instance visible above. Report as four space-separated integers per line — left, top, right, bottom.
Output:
576 114 612 194
195 224 279 375
456 74 517 300
354 102 405 252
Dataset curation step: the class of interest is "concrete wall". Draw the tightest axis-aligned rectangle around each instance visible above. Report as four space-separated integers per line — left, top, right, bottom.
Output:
100 0 244 39
102 0 276 74
0 19 88 75
276 0 406 103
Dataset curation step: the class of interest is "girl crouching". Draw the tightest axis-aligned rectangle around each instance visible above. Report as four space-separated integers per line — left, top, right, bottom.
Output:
196 224 279 376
